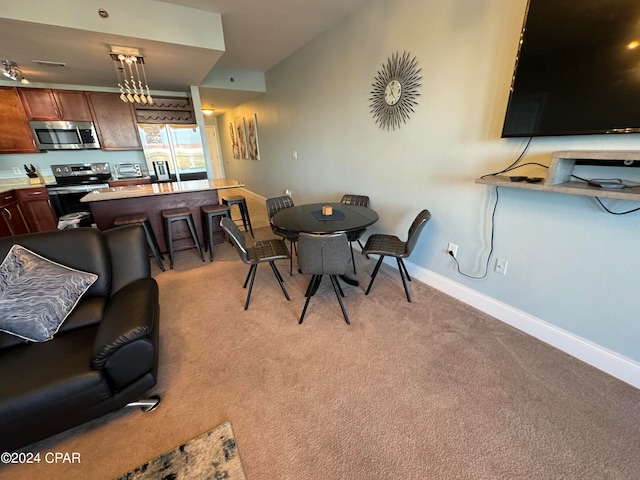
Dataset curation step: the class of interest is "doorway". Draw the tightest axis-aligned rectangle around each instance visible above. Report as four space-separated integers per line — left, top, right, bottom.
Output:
205 125 225 179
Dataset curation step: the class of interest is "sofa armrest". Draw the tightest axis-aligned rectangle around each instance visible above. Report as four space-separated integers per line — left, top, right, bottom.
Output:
91 278 159 390
104 225 151 296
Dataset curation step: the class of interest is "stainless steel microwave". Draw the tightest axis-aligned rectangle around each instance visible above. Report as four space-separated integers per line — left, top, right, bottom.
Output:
29 121 100 150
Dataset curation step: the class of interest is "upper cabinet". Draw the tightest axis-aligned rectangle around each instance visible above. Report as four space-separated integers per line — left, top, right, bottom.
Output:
0 87 39 154
86 92 142 151
19 89 92 121
1 87 145 153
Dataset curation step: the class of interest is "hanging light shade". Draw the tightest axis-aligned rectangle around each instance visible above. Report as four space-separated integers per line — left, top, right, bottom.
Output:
109 47 153 105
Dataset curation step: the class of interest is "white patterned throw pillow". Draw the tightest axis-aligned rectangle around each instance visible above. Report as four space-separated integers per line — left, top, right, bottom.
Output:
0 244 98 342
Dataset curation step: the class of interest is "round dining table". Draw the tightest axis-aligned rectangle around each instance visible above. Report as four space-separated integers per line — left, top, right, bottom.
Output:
270 202 378 286
270 202 379 236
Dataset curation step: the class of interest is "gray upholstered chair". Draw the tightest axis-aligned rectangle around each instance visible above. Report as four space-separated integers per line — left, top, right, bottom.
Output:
362 209 431 302
266 195 297 275
297 232 353 324
220 217 291 310
340 194 371 273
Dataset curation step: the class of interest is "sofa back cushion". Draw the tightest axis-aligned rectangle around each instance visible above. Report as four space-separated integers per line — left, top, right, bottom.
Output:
0 332 28 349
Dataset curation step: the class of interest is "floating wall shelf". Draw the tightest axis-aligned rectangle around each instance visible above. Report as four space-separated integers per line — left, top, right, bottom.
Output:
475 150 640 201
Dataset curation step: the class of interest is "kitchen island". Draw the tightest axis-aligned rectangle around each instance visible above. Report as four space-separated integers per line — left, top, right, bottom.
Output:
82 178 244 253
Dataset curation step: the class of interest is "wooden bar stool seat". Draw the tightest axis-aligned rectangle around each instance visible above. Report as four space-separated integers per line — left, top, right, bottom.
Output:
161 207 205 269
222 195 254 238
200 204 230 261
113 213 165 271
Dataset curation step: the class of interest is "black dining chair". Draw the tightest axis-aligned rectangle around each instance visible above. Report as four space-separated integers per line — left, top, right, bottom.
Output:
340 194 370 273
266 195 297 275
220 217 291 310
297 232 353 325
362 209 431 302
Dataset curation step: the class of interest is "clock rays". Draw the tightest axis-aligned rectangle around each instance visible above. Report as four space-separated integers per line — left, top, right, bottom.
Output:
369 51 422 130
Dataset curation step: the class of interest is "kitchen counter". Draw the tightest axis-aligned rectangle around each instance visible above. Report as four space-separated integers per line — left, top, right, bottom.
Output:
83 178 246 253
80 178 243 203
0 176 53 195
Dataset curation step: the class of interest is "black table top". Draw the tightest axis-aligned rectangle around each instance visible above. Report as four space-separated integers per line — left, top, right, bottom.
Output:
270 202 378 235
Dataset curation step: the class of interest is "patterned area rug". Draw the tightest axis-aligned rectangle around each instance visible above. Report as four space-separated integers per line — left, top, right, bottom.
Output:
115 421 246 479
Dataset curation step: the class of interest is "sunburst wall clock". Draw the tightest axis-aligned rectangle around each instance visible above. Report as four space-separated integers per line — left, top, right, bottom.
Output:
369 51 422 130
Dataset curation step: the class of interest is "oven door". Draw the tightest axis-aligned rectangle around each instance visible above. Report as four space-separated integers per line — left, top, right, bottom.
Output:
47 184 108 225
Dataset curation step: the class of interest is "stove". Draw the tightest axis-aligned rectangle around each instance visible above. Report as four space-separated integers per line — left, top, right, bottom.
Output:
47 163 112 223
49 162 111 187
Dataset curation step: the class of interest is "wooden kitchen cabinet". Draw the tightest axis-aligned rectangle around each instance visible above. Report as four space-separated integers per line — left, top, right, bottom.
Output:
53 90 93 121
86 92 142 151
0 191 30 237
0 87 39 154
18 89 55 120
15 187 58 232
19 88 93 121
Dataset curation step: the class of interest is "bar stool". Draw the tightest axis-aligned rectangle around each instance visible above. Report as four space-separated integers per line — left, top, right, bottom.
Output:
200 204 230 261
113 213 165 271
161 207 205 269
222 195 254 238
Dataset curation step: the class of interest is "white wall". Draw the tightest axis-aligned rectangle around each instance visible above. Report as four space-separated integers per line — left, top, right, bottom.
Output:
219 0 640 370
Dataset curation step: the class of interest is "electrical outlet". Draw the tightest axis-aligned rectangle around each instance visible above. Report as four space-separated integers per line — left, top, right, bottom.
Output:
447 243 458 257
495 258 508 275
285 189 292 197
292 151 298 159
12 167 21 175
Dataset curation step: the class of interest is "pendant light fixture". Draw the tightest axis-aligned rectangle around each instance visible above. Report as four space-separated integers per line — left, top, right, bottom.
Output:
109 47 153 105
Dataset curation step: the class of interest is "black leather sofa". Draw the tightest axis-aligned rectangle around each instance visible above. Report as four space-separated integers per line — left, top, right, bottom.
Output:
0 225 160 451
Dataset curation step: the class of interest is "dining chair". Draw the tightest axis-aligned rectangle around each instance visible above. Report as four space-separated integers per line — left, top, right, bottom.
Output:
220 217 291 310
362 209 431 302
297 232 353 325
340 194 370 273
266 195 297 275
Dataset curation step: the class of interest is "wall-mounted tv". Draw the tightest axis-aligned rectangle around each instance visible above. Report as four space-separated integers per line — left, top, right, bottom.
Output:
502 0 640 138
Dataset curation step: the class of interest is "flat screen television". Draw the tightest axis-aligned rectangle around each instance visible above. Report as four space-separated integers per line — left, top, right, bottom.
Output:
502 0 640 138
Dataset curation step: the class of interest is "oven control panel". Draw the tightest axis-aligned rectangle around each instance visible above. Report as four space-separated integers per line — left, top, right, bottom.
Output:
51 163 111 177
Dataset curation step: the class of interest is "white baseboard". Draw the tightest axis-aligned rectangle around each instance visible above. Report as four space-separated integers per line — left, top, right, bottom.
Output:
236 187 266 203
399 257 640 389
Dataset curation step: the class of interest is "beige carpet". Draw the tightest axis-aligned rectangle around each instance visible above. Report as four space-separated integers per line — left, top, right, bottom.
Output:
2 194 640 480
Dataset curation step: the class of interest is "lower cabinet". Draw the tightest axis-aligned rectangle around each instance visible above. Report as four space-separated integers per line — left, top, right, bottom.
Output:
15 187 58 233
0 191 30 237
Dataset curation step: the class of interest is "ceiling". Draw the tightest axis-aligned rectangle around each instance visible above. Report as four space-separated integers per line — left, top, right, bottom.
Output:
0 0 368 114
